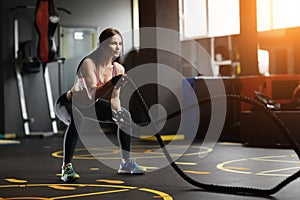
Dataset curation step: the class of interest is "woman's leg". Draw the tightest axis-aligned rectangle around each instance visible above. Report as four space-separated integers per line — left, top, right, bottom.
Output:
117 109 146 174
55 93 79 164
55 93 80 181
94 99 132 160
117 109 132 160
63 119 79 164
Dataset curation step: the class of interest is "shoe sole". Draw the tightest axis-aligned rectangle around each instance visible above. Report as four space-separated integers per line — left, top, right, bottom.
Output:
118 170 145 174
61 176 80 182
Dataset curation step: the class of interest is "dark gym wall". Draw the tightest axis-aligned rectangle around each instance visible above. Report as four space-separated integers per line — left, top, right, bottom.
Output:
0 0 132 135
0 0 4 134
137 0 182 135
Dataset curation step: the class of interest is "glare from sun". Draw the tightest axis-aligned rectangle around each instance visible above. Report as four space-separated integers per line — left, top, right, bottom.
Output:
257 0 300 31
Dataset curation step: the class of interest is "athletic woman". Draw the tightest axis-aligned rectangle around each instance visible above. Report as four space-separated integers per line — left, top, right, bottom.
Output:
55 28 146 182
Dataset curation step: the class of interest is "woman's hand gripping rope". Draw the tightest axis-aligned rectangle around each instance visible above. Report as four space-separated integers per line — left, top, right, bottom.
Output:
111 74 127 90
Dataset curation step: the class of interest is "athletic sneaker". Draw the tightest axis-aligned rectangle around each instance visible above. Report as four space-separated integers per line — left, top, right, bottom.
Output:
61 163 80 182
118 158 146 174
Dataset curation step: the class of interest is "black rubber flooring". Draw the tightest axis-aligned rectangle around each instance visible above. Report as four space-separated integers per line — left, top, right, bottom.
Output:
0 134 300 200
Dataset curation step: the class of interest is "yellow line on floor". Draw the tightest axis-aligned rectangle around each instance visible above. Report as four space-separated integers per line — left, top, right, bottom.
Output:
96 179 125 184
49 185 76 191
139 188 173 200
175 162 198 166
0 139 20 145
52 189 130 199
255 166 300 177
216 159 252 174
139 134 185 141
183 170 211 175
5 178 27 183
250 155 300 163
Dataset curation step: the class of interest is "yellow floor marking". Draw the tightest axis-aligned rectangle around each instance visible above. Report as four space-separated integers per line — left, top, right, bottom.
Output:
3 198 54 200
216 159 252 174
52 145 212 160
223 166 250 171
139 188 173 200
88 147 119 152
5 178 27 183
143 149 153 153
142 166 159 170
175 162 197 166
52 189 130 199
255 166 300 177
96 179 125 184
89 168 100 171
0 139 19 144
0 185 21 188
49 185 76 191
0 183 137 189
217 155 300 176
139 134 185 141
0 183 174 199
251 155 300 163
183 170 211 175
0 184 137 199
218 142 242 146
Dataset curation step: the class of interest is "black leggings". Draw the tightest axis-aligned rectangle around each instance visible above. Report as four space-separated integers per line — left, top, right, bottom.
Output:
55 92 132 164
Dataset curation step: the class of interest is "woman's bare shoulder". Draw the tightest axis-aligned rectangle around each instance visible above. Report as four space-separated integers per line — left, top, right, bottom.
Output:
82 57 95 66
80 57 96 74
113 62 125 74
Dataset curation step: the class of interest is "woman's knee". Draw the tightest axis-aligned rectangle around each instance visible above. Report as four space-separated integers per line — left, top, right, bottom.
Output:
55 93 72 125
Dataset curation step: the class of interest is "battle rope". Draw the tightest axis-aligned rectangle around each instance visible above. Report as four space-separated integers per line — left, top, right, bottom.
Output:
124 75 300 196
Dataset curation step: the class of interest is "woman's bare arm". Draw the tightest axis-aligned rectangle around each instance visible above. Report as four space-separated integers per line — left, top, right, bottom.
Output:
110 63 125 111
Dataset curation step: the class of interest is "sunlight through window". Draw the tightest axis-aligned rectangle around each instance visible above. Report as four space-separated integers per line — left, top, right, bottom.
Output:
179 0 240 39
257 0 300 31
273 0 300 29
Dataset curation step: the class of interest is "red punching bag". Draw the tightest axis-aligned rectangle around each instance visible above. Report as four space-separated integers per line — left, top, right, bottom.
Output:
34 0 59 64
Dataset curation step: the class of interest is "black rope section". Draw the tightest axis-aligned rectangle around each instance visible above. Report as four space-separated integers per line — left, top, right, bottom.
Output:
124 75 300 196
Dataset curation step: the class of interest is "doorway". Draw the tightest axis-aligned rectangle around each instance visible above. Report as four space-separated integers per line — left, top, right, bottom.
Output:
59 27 97 93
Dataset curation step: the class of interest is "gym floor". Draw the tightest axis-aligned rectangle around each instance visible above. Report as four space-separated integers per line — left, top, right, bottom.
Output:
0 133 300 200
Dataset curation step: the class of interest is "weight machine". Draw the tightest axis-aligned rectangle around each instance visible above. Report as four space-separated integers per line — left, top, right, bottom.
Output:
10 1 71 136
